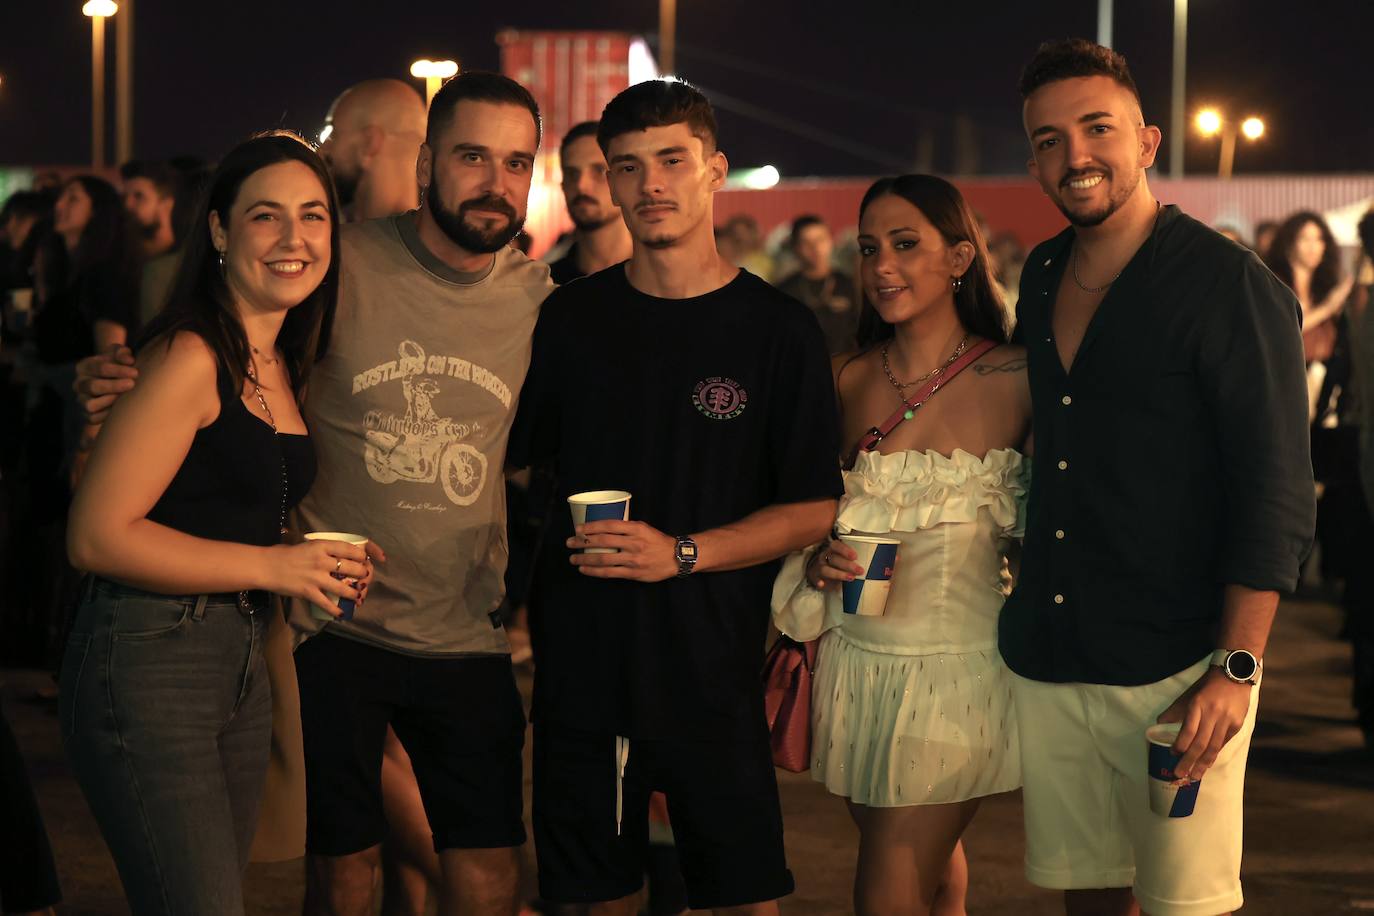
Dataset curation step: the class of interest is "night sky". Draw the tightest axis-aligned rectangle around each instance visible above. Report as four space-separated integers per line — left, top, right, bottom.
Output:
1 0 1370 178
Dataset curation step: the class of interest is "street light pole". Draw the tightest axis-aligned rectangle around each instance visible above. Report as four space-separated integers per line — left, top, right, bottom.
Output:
1218 127 1237 180
90 10 107 168
83 1 118 169
410 60 459 107
659 0 676 73
1170 0 1187 178
115 0 132 163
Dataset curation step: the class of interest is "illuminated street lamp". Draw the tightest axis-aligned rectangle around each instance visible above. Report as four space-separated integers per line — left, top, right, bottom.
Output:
410 59 459 107
1195 107 1264 180
83 0 118 168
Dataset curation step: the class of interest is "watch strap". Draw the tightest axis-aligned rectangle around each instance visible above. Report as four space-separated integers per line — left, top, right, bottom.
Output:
674 535 698 578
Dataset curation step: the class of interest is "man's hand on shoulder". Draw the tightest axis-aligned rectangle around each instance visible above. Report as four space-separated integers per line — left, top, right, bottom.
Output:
75 344 139 424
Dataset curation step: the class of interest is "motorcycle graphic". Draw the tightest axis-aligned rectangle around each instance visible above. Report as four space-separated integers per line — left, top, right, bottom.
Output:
362 341 488 506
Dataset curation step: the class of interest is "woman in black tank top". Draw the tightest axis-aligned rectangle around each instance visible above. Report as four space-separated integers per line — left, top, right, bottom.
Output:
58 134 376 916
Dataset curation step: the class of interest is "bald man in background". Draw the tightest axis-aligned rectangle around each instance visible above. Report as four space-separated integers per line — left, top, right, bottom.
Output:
319 79 427 222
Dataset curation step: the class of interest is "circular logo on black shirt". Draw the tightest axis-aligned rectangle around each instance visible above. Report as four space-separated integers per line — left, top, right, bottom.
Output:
692 377 748 420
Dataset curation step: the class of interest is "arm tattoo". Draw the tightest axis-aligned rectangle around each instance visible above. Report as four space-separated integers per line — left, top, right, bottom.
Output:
973 358 1028 375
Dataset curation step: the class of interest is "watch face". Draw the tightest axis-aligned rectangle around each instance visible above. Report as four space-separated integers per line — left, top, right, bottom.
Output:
1226 651 1258 681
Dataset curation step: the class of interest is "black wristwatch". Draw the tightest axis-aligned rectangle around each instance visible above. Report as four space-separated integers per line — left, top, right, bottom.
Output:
1210 648 1261 685
674 535 698 578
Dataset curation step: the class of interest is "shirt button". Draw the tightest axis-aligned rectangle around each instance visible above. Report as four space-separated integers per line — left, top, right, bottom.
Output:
1058 460 1069 470
1061 395 1072 406
1053 594 1065 604
1055 529 1065 539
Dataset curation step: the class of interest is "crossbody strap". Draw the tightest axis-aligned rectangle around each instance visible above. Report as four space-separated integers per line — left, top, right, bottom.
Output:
852 338 1000 457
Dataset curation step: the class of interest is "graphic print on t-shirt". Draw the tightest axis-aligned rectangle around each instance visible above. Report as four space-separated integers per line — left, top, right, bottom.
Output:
692 376 749 420
355 339 513 507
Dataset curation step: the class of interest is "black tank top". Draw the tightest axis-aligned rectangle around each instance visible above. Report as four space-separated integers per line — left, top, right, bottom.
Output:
147 379 315 547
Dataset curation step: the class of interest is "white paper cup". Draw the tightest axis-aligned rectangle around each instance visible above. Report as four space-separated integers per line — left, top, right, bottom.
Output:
304 532 368 621
838 534 901 616
1146 722 1201 817
567 490 632 553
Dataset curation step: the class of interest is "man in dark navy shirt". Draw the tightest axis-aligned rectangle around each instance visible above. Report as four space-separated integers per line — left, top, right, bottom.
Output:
1001 40 1314 916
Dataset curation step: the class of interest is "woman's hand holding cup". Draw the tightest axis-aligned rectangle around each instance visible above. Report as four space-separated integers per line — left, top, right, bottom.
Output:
806 536 863 590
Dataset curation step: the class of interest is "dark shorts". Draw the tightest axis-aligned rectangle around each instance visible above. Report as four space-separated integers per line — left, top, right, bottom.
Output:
533 721 794 909
294 632 526 856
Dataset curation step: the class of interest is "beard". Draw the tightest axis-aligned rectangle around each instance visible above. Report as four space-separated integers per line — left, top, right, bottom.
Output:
1052 165 1141 228
567 197 619 233
134 216 161 240
428 168 524 254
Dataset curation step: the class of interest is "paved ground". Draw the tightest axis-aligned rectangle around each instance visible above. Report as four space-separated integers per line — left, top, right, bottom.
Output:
4 596 1372 914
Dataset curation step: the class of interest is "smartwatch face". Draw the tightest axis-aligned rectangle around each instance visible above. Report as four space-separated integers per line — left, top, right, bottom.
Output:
1226 651 1258 681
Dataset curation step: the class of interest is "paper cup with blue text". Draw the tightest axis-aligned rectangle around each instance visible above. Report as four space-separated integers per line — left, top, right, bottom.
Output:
303 532 368 622
1146 722 1202 817
568 490 632 554
838 534 901 616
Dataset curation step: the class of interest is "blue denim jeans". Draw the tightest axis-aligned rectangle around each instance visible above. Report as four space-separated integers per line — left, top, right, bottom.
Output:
59 579 272 916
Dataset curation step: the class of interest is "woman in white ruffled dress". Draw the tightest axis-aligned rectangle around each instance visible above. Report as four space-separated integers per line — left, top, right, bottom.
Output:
774 175 1031 915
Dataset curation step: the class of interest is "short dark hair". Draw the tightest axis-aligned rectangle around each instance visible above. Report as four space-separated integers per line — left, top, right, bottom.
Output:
1019 38 1141 106
0 190 50 223
1358 210 1374 259
118 159 177 197
597 79 718 155
560 120 601 160
427 70 542 149
790 214 826 248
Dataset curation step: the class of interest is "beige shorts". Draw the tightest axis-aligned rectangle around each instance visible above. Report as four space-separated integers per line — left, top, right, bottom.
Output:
1011 656 1259 916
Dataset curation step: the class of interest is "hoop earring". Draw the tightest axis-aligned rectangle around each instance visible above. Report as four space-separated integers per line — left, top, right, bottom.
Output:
951 275 963 293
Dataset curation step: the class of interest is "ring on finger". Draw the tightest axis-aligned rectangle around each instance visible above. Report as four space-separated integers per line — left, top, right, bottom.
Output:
334 558 343 573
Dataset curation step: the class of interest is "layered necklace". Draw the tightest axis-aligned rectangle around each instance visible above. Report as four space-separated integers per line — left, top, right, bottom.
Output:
881 333 970 413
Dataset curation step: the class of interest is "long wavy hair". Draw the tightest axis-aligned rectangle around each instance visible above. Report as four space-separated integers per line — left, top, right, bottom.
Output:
853 175 1008 348
138 131 341 402
1264 210 1342 305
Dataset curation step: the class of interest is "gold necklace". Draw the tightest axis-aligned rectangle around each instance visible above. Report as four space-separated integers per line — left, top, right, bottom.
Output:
881 334 970 405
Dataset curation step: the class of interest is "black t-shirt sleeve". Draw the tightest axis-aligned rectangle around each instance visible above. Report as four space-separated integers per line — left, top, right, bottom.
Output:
767 306 844 503
507 294 562 470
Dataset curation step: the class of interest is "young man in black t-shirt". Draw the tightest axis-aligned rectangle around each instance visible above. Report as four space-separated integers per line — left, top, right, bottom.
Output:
508 80 842 915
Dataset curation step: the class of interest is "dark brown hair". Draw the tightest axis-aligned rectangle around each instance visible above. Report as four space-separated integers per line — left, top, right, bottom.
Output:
597 79 718 154
1265 210 1343 306
1019 38 1141 105
138 131 341 403
854 175 1008 347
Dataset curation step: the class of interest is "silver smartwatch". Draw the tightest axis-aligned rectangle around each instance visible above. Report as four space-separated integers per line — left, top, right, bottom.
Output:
1210 648 1261 685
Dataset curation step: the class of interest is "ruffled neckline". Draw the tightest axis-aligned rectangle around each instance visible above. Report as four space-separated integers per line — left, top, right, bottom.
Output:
837 447 1028 535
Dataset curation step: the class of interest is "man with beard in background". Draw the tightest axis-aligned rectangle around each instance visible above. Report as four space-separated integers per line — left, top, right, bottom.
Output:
118 160 176 261
547 120 632 285
319 79 428 223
